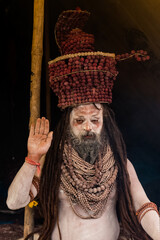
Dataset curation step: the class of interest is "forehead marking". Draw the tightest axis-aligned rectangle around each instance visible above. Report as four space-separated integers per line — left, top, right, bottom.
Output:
72 104 102 116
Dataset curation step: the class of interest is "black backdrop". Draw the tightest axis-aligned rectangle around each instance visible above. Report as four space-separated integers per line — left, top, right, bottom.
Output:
0 0 160 218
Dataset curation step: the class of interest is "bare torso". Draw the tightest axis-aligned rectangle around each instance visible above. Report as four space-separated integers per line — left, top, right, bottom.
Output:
52 185 120 240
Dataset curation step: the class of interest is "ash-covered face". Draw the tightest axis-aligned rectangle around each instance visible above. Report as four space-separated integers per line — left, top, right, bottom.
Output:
68 103 103 164
70 103 103 140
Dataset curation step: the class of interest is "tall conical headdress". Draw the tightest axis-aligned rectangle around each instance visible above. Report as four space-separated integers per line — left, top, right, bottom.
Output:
48 9 149 109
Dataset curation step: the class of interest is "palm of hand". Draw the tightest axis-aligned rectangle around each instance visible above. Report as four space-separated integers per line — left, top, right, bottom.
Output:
27 117 53 159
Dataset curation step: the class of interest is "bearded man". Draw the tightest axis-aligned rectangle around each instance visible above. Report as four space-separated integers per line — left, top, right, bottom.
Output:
7 9 159 240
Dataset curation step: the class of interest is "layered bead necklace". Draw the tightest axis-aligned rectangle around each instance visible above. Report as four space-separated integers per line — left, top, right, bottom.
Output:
60 144 118 219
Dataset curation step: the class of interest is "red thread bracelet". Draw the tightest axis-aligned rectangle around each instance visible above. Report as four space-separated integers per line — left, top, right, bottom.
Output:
25 157 41 176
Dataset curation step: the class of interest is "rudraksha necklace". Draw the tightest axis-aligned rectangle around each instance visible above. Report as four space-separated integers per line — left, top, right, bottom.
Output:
60 144 118 219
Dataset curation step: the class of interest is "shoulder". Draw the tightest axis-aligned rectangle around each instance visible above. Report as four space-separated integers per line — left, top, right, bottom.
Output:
127 159 138 180
126 158 143 187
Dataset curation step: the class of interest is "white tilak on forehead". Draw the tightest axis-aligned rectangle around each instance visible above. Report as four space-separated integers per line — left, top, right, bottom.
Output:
70 104 103 120
72 103 102 115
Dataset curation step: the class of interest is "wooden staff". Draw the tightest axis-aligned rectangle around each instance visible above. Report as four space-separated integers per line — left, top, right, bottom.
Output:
44 0 51 121
24 0 45 239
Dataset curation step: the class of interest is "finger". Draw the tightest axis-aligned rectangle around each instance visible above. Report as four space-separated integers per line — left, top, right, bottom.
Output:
46 131 53 144
44 119 50 135
35 118 41 134
39 117 45 134
29 123 35 137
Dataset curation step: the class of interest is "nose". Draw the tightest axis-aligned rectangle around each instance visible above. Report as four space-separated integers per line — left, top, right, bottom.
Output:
84 121 92 132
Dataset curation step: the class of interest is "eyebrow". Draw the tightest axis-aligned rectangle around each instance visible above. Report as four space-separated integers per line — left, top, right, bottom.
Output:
73 111 101 118
74 115 100 119
92 114 100 117
74 116 84 118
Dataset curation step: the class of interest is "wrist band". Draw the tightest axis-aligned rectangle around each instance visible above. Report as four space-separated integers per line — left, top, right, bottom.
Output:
136 202 159 223
25 156 41 176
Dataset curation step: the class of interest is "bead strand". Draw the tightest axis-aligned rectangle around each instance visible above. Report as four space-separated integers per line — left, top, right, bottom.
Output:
61 144 118 218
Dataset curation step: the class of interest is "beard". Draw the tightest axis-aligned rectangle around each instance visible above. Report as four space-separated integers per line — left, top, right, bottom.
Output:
67 127 106 164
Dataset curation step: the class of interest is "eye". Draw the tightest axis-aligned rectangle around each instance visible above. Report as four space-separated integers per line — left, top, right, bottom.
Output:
76 119 84 124
91 119 99 124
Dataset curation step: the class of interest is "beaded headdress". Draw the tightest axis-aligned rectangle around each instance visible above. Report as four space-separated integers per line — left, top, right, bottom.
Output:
48 9 149 109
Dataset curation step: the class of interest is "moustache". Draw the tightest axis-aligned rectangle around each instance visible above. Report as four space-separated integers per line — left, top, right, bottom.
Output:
81 132 96 141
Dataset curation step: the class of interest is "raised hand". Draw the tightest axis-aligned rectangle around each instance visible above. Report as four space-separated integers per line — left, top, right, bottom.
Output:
27 117 53 162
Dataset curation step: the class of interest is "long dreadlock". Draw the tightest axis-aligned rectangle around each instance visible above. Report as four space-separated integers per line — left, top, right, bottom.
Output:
34 104 151 240
102 105 151 240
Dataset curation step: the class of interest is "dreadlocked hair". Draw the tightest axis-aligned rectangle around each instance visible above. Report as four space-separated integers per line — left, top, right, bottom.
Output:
38 107 72 240
102 104 152 240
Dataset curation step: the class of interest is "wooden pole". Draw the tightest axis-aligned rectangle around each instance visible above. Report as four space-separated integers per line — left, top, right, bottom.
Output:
29 0 45 125
24 0 45 239
44 0 51 121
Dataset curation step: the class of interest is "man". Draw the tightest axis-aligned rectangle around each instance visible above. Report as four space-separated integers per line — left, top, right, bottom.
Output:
7 104 160 240
7 9 159 240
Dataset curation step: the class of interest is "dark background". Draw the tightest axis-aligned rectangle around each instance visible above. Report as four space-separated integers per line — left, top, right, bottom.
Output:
0 0 160 225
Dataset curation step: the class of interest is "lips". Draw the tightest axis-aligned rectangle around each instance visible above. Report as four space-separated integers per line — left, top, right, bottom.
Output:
82 133 95 141
84 135 93 139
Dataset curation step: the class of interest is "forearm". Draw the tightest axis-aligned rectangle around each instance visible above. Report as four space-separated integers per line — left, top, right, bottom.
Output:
141 210 160 240
6 117 52 210
6 162 38 210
